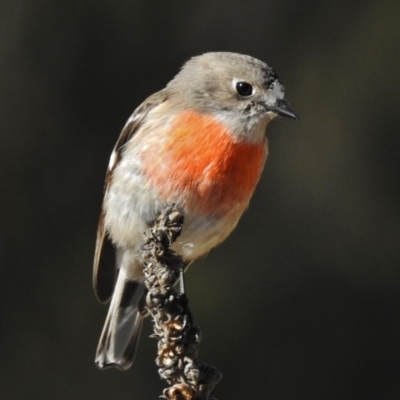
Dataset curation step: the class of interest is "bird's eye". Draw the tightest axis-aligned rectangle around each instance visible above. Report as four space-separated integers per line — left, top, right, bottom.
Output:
235 81 253 97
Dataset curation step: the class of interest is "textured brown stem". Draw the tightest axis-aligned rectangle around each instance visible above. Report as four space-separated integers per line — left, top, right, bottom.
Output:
141 205 222 400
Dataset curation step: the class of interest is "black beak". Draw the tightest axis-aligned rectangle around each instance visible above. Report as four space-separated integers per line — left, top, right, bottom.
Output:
272 99 299 120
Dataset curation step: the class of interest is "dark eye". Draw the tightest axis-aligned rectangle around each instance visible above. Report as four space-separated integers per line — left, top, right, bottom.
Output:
235 81 253 97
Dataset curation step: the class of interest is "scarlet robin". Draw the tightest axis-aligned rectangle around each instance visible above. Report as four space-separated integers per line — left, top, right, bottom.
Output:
93 52 298 370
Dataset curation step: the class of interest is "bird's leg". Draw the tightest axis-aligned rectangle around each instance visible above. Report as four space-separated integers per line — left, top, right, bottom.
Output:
179 265 186 295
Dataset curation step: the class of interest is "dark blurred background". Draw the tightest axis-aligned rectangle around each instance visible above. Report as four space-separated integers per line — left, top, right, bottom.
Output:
1 0 400 399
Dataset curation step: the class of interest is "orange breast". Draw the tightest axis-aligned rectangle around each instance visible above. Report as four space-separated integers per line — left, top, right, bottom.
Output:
141 110 266 216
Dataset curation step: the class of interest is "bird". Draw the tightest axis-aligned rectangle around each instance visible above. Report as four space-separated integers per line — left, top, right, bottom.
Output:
93 52 298 371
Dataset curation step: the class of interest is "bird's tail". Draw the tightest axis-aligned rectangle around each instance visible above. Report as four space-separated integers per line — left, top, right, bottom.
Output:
95 269 146 371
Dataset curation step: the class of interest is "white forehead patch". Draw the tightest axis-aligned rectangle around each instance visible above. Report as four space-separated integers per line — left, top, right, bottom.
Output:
271 80 285 100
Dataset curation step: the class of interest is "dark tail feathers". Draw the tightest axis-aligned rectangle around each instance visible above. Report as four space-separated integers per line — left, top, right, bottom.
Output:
95 278 146 370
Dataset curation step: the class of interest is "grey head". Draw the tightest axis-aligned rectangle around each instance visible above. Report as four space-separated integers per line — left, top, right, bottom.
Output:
166 52 299 124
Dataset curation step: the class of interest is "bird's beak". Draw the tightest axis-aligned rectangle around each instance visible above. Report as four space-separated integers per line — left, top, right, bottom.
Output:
272 99 299 120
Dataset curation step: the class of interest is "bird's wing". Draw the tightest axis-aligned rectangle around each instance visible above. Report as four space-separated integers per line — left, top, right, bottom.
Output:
93 90 169 303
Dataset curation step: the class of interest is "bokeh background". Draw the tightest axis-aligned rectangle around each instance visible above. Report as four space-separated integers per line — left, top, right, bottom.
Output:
1 0 400 399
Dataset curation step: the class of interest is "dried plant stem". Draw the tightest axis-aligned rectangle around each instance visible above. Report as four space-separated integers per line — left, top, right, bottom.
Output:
141 205 222 400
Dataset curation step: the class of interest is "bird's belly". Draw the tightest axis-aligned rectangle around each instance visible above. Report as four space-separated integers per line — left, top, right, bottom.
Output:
171 207 243 260
104 166 245 261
